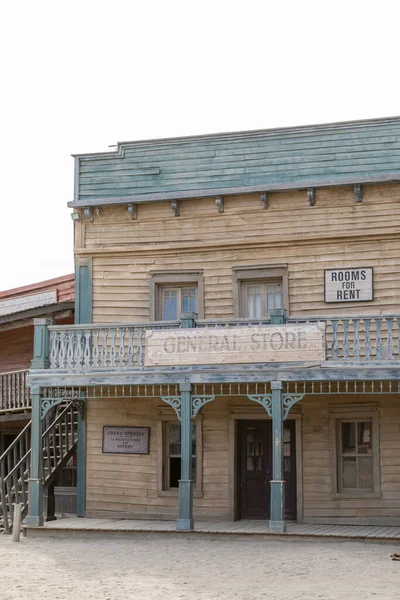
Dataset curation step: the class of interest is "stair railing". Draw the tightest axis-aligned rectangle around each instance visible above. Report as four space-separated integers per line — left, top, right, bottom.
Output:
0 402 78 533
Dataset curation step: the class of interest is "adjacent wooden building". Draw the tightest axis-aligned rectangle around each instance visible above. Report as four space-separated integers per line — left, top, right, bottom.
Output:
28 117 400 531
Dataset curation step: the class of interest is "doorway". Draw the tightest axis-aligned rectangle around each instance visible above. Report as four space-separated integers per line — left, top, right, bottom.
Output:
237 420 297 520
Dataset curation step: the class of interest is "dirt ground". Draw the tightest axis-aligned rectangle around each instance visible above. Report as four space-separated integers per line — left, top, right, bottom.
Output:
1 533 400 599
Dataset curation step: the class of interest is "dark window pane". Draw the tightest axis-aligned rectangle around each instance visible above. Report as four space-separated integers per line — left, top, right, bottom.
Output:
169 457 181 487
169 423 181 456
358 456 373 489
192 457 197 482
342 456 357 488
342 422 356 454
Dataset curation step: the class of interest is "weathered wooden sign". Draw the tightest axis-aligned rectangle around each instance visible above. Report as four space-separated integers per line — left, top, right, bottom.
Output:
102 426 150 454
324 268 373 303
145 324 325 366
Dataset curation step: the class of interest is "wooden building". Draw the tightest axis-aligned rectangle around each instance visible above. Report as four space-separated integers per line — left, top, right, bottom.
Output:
27 116 400 532
0 274 74 530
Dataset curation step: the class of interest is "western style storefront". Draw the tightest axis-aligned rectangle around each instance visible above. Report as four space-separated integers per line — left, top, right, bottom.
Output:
24 117 400 534
27 311 400 532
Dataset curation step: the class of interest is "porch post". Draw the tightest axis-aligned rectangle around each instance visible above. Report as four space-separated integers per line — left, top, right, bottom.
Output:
25 387 44 527
270 380 285 533
177 382 194 531
76 403 86 517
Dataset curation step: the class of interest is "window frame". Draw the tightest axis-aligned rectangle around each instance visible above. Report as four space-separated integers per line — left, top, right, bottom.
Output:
329 404 381 499
232 265 289 318
150 270 204 321
157 413 203 498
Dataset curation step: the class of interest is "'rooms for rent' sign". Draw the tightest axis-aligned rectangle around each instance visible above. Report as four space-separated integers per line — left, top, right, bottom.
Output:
324 268 373 303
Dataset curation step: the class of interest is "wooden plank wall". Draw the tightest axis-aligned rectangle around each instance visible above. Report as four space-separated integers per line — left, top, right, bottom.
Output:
302 394 400 525
86 396 231 520
0 326 34 372
75 184 400 322
86 394 400 524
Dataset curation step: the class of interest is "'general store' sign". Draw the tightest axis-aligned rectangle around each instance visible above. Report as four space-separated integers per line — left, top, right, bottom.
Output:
324 268 373 303
145 324 325 366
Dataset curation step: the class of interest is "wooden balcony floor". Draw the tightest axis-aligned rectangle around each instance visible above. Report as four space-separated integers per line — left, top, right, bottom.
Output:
26 517 400 543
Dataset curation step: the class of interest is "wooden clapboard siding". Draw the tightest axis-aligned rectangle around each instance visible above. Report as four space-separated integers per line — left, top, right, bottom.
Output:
73 117 400 206
85 396 231 520
0 326 34 372
302 395 400 525
83 184 400 323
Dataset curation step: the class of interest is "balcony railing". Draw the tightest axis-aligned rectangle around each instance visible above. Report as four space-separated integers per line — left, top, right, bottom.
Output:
44 316 400 371
0 370 31 412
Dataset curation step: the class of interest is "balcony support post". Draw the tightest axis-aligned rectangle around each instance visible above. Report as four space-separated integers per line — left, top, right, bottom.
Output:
177 382 194 531
76 402 86 517
270 381 285 533
25 387 44 527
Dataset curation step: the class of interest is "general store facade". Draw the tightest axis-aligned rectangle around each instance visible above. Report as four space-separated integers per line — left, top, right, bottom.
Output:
27 117 400 532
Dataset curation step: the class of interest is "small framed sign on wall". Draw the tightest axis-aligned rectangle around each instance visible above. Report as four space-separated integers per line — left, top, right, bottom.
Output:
102 426 150 454
324 267 373 303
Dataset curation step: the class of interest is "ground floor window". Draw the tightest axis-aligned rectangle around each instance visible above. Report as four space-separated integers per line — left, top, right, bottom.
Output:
330 404 380 498
165 422 197 488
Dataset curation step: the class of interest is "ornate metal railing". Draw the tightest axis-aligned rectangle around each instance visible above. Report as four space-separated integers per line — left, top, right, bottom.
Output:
0 370 31 412
45 316 400 370
0 403 77 533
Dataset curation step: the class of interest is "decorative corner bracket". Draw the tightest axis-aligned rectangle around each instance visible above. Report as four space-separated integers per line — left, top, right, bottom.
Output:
354 184 362 202
260 192 269 209
247 393 305 420
282 394 305 419
171 200 180 217
40 390 87 420
307 188 315 206
215 196 224 213
160 395 215 420
247 394 273 416
73 400 86 420
83 207 94 222
128 203 137 219
192 395 215 418
160 396 182 420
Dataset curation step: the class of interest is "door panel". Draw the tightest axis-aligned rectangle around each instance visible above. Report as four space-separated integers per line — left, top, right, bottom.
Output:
237 420 297 520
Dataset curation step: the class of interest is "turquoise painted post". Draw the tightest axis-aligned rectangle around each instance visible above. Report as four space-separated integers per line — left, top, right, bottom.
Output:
180 311 198 329
75 258 92 518
270 380 285 533
25 387 43 527
76 404 86 517
30 318 52 369
177 382 193 531
269 308 287 325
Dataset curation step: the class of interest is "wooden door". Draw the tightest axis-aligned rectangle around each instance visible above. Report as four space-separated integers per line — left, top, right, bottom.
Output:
237 420 297 520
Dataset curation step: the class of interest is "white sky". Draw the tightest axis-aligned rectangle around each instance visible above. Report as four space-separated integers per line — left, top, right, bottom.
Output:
1 1 399 291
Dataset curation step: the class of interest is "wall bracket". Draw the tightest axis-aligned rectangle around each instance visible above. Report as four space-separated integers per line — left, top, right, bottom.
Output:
128 203 137 219
215 196 224 213
260 192 269 209
307 188 315 206
354 184 362 202
171 200 180 217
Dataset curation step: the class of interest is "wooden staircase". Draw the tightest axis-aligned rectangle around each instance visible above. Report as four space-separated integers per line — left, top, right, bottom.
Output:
0 402 78 533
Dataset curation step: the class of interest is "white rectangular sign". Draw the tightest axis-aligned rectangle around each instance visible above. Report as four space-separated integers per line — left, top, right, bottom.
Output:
102 426 150 454
145 324 325 366
324 268 373 303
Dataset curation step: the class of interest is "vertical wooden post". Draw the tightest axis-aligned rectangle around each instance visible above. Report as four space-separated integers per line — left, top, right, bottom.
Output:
30 319 52 369
270 380 285 533
177 382 193 531
76 403 86 517
12 504 22 542
269 308 287 325
180 311 198 329
25 387 44 527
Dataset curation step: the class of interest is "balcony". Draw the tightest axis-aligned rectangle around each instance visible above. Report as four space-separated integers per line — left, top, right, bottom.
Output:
42 315 400 372
0 370 31 412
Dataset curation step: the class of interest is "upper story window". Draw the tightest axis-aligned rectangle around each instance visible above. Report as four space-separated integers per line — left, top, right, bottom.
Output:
150 270 204 321
161 286 197 320
233 265 289 318
243 281 282 318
